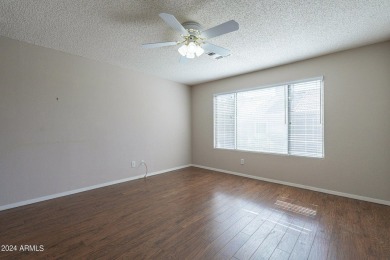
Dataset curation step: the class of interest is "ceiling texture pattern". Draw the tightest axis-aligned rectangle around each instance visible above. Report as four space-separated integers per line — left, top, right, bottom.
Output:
1 0 390 85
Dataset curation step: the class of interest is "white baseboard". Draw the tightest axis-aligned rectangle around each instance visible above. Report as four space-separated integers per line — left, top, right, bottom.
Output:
0 165 191 211
2 164 388 211
191 164 390 206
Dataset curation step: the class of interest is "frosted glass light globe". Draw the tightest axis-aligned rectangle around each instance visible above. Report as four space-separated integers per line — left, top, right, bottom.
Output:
178 44 188 56
195 45 204 57
187 42 197 54
186 52 195 59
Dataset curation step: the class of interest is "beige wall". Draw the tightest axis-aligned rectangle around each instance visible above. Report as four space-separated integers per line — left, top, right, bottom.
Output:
0 36 191 207
1 36 389 208
192 41 390 202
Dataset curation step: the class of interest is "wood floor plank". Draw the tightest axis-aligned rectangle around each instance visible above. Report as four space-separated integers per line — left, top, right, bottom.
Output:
193 213 256 259
241 208 272 235
269 248 290 260
0 167 389 259
234 210 284 260
308 235 329 260
249 226 287 260
277 231 300 254
289 216 319 260
214 232 251 259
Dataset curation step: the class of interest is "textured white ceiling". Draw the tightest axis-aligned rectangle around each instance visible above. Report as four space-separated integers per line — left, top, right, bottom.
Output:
1 0 390 85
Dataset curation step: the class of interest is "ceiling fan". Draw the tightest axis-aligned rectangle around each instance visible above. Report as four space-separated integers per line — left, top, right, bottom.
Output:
142 13 239 61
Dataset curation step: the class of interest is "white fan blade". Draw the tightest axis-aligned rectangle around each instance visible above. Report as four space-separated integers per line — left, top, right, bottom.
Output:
159 13 188 35
142 41 177 49
202 42 231 56
201 20 239 39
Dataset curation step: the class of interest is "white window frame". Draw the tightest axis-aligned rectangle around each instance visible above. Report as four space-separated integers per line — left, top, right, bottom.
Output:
213 77 324 158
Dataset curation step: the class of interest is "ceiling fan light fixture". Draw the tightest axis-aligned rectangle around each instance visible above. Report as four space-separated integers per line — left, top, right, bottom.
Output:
178 44 188 56
143 13 238 62
195 45 204 57
187 42 197 53
178 41 204 58
186 52 195 59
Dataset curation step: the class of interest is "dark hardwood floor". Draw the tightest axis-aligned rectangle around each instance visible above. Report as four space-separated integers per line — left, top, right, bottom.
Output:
0 167 389 259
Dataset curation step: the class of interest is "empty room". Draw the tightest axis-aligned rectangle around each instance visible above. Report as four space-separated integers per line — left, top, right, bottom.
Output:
1 1 389 259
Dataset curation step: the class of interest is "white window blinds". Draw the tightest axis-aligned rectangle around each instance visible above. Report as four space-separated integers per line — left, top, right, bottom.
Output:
213 78 324 158
288 80 323 158
237 86 287 154
214 93 236 149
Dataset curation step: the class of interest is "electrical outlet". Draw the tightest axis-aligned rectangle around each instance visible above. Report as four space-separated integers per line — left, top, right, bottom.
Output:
240 159 244 165
131 161 136 168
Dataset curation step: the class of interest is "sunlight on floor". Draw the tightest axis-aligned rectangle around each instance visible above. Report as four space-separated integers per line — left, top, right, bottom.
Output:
274 197 317 217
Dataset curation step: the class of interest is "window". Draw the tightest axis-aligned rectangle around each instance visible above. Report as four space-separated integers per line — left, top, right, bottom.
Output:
214 78 324 158
236 85 287 154
214 93 236 149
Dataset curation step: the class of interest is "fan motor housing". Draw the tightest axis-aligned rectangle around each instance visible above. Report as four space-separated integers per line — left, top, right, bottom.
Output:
182 21 202 35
